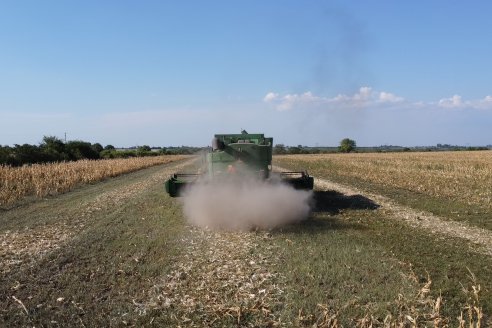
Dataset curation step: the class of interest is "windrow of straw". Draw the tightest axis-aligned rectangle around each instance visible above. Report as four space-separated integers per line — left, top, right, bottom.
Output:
0 155 188 206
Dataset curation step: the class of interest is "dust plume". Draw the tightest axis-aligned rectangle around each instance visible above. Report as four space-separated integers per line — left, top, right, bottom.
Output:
182 176 312 231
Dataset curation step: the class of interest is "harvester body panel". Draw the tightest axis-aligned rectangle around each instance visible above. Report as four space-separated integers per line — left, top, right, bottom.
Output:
165 131 313 197
208 133 272 179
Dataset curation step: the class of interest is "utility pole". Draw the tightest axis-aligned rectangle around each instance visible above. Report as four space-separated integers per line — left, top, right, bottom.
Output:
64 132 67 143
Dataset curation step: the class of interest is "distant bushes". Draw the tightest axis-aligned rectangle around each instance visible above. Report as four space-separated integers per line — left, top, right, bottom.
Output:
273 144 323 155
0 137 108 166
271 143 491 155
0 136 203 166
99 146 201 159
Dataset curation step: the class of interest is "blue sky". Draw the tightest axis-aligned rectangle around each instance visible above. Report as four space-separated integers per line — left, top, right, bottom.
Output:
1 1 491 147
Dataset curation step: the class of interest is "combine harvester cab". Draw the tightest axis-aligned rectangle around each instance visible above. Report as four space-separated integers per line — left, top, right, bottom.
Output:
165 130 314 197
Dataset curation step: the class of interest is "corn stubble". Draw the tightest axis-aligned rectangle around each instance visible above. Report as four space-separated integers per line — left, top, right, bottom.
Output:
278 151 492 210
0 155 188 206
274 151 489 327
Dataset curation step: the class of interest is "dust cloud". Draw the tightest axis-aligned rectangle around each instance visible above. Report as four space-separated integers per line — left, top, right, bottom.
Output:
182 176 312 231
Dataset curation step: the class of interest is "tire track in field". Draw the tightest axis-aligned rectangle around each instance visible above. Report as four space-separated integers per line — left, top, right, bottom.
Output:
314 175 492 257
0 158 197 275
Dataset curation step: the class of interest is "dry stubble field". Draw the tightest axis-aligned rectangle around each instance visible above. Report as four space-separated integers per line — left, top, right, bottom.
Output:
276 151 492 229
1 151 491 327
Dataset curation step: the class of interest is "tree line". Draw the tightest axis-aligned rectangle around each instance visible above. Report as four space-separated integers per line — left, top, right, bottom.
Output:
0 136 201 166
273 138 357 154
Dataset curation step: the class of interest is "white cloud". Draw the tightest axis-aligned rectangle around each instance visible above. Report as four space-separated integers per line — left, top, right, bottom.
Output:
436 94 492 110
264 91 322 111
264 88 492 112
353 86 372 101
263 92 279 102
263 87 404 111
378 91 404 103
438 95 462 108
474 95 492 110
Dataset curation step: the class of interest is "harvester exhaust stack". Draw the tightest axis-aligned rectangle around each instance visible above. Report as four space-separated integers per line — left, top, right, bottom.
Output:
165 131 314 197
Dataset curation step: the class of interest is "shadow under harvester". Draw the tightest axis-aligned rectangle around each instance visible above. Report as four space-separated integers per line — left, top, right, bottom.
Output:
312 190 380 215
275 190 380 234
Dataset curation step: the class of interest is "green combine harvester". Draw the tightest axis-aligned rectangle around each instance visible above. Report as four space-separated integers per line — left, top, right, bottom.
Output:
165 130 314 197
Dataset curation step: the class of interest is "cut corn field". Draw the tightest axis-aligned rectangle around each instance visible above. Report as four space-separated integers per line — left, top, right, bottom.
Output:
276 151 492 210
1 152 490 326
276 151 492 232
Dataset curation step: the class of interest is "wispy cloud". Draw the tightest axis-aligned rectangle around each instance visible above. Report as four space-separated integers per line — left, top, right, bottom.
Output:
264 87 492 111
263 91 323 111
437 94 492 110
438 95 462 108
263 87 405 111
378 91 404 103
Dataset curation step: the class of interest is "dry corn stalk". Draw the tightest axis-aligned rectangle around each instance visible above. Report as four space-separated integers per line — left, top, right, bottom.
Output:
0 155 188 206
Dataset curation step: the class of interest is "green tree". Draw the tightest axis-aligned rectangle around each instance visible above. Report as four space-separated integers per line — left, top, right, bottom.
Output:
339 138 356 153
138 145 151 152
41 136 65 154
91 143 104 153
0 146 11 164
288 146 301 154
136 145 152 156
13 144 48 165
66 141 100 160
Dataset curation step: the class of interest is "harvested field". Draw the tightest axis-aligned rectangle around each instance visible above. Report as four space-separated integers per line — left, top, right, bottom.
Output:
276 151 492 210
145 229 284 326
276 151 492 229
275 153 491 325
0 158 194 275
0 152 490 326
